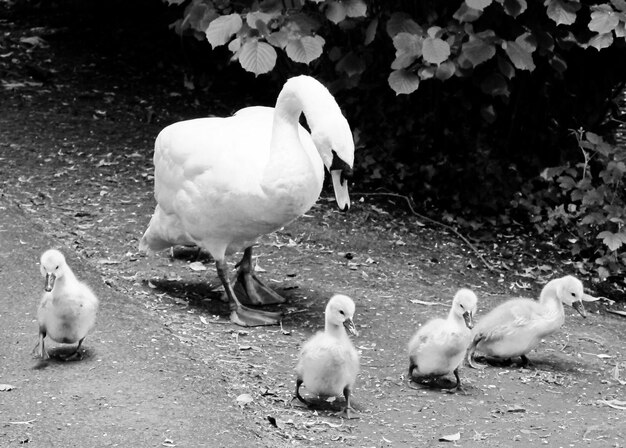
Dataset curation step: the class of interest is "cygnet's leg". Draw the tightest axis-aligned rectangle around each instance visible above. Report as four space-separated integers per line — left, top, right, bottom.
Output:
466 340 486 369
216 258 282 327
445 368 466 394
294 378 309 405
60 337 85 361
333 386 357 419
518 354 531 368
34 331 48 359
233 247 286 305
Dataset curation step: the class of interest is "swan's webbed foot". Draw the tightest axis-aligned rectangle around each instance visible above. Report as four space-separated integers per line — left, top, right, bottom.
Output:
58 338 85 361
229 304 282 327
234 247 286 306
216 256 283 327
444 368 467 394
466 342 486 370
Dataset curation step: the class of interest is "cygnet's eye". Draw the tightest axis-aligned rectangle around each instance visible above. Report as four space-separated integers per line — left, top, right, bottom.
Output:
459 303 465 310
570 292 576 297
339 310 345 315
55 265 59 270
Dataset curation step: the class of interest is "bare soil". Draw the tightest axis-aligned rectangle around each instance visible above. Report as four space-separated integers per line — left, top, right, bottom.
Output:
1 3 625 447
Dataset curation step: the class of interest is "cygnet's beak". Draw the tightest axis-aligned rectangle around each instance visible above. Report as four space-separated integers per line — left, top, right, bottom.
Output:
463 311 474 329
343 318 358 337
572 300 587 318
44 273 56 292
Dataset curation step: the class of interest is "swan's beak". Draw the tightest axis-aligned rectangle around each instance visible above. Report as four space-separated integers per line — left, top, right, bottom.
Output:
572 300 587 318
44 273 56 292
463 311 474 329
330 170 351 210
343 318 358 336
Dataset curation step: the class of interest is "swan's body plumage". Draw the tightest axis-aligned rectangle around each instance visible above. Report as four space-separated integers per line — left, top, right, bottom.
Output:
408 289 477 391
36 249 98 359
139 76 354 326
295 294 359 417
467 275 588 368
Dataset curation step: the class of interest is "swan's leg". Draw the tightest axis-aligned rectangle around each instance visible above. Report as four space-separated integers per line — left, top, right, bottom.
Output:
295 378 309 405
233 247 286 305
216 258 282 327
519 354 531 367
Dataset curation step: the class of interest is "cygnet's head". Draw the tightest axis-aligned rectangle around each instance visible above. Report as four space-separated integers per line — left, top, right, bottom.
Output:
452 288 478 329
40 249 68 292
325 294 358 336
555 275 586 318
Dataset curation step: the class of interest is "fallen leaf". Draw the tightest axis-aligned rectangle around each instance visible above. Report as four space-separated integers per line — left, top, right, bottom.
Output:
0 384 15 391
597 399 626 410
410 299 446 307
439 432 461 442
236 393 254 406
188 261 207 271
162 438 176 447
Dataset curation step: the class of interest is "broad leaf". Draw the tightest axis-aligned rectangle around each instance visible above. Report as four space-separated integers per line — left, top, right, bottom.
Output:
466 0 492 10
589 5 620 33
336 52 366 77
611 0 626 11
345 0 367 18
239 40 277 75
461 36 496 67
364 18 378 45
545 0 580 26
615 21 626 38
504 33 536 71
246 11 278 31
266 31 289 49
391 32 422 69
388 70 420 95
422 37 450 65
481 73 509 96
386 12 422 37
206 14 243 48
286 35 325 63
597 231 626 251
435 61 456 80
454 3 483 22
503 0 528 17
326 1 347 24
588 32 614 50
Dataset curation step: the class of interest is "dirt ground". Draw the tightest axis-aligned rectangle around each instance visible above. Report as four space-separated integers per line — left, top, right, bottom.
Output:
1 3 625 447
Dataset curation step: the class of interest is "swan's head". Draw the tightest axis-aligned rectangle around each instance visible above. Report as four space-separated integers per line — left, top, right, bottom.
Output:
451 288 478 329
554 275 587 318
40 249 68 292
325 294 358 336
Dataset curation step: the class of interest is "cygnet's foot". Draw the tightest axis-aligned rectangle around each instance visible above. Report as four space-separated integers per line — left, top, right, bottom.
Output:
467 355 487 370
229 304 282 327
234 270 286 306
333 406 358 419
59 350 83 361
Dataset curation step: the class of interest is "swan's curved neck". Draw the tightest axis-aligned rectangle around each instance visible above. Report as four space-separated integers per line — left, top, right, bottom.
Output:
55 268 77 290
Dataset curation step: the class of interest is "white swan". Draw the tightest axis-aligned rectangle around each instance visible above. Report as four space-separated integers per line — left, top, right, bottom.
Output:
467 275 591 368
35 249 99 360
295 294 359 418
408 288 477 392
139 75 354 327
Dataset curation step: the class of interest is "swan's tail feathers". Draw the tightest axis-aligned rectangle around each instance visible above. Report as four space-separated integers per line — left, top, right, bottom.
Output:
138 206 191 253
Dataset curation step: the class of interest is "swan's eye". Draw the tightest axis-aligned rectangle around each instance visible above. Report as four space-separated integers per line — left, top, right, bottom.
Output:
570 292 576 297
55 265 59 270
459 304 465 309
339 310 345 315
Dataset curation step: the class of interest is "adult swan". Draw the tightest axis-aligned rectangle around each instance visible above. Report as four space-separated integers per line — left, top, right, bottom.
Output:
139 75 355 326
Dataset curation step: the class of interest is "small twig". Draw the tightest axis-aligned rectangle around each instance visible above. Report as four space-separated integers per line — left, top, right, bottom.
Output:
355 192 496 272
3 419 36 425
